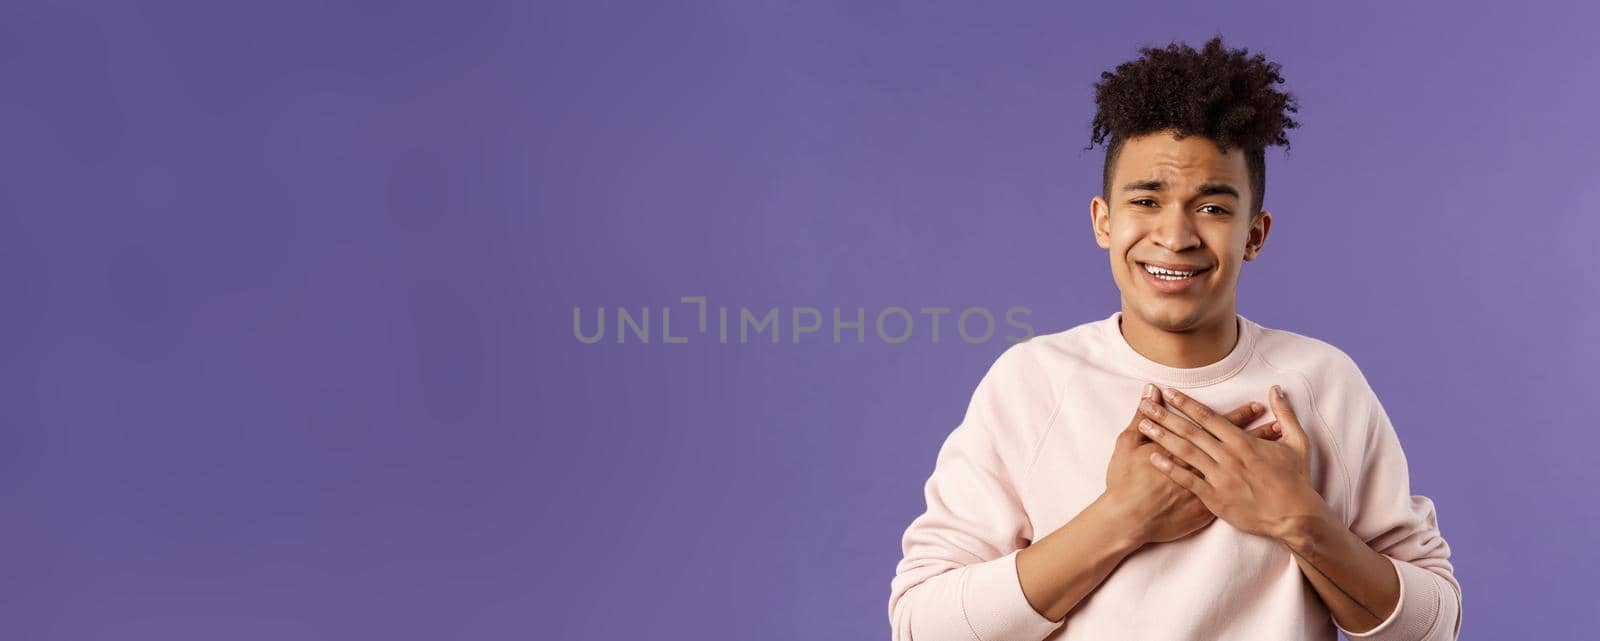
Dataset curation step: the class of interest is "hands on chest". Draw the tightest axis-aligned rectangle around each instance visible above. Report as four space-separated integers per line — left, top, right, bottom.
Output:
1103 383 1329 547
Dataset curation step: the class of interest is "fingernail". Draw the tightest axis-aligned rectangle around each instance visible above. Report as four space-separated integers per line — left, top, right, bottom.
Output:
1139 420 1157 435
1166 387 1181 399
1274 385 1286 399
1144 383 1155 399
1140 399 1157 415
1251 402 1263 413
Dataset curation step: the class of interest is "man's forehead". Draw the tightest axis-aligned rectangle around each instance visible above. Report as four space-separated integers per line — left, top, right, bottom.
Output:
1115 137 1248 192
1119 178 1242 201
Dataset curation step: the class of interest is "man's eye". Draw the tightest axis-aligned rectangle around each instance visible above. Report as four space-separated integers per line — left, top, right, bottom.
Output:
1132 200 1227 215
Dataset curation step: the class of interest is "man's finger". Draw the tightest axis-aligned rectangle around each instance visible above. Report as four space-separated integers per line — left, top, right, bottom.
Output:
1163 387 1250 450
1220 401 1264 428
1248 421 1282 441
1149 441 1206 478
1139 394 1231 464
1114 424 1144 453
1118 384 1162 451
1149 451 1216 500
1268 385 1311 454
1137 417 1221 477
1124 383 1161 432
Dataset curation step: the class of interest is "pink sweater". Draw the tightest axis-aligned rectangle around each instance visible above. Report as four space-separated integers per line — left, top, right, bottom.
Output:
888 311 1462 640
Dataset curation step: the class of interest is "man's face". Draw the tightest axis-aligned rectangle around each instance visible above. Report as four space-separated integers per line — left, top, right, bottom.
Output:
1090 130 1271 333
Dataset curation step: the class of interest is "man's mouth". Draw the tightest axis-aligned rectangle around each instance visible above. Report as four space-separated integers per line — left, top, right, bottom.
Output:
1138 261 1212 281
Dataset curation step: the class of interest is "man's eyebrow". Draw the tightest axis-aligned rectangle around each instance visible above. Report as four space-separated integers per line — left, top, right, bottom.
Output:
1120 180 1241 199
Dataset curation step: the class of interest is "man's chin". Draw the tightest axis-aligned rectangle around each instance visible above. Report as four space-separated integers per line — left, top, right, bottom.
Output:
1130 302 1210 333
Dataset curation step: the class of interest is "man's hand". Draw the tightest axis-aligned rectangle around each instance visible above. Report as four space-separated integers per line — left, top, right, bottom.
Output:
1103 384 1281 546
1136 385 1334 541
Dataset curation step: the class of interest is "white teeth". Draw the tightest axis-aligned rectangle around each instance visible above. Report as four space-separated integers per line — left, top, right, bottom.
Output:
1142 263 1200 279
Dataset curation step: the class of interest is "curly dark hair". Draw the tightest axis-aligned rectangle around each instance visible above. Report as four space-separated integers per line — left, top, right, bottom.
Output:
1084 35 1301 217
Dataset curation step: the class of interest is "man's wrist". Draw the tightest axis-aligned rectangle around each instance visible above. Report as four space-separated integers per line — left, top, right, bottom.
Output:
1274 500 1341 554
1088 492 1150 553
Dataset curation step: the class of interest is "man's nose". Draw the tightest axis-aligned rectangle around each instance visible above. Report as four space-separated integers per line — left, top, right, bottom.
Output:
1151 208 1200 252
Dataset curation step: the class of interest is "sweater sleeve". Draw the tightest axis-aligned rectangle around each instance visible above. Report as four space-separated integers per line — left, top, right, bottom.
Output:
1331 357 1463 641
888 343 1065 641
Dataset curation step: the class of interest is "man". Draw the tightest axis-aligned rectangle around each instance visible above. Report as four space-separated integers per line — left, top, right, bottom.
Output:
887 36 1462 640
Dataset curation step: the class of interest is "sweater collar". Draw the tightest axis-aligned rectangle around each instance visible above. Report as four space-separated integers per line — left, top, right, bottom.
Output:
1100 310 1259 388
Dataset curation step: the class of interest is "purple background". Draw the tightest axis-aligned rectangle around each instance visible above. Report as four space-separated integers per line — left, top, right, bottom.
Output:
2 1 1594 639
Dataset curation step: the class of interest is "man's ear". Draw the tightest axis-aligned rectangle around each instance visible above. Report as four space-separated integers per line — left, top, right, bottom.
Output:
1091 197 1112 249
1243 210 1272 261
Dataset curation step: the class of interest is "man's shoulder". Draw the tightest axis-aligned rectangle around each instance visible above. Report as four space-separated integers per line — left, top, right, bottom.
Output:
1252 321 1366 379
1249 322 1383 427
990 317 1107 377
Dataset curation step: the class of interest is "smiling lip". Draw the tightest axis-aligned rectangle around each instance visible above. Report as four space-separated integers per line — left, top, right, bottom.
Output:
1139 260 1211 272
1137 260 1211 293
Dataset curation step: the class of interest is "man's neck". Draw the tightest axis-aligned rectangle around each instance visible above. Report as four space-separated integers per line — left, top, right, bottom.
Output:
1117 308 1239 369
